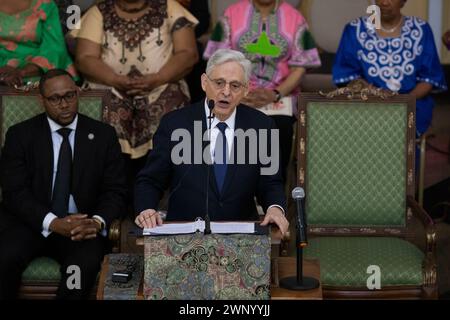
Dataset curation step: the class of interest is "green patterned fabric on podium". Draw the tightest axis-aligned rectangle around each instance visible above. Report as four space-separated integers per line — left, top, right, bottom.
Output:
144 233 271 300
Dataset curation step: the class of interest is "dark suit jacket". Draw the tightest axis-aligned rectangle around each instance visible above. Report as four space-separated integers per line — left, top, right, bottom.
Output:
135 102 286 221
0 113 127 234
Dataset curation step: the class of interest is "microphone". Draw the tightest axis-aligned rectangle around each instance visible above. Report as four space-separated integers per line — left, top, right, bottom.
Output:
279 187 319 290
207 99 215 116
292 187 307 247
204 99 215 235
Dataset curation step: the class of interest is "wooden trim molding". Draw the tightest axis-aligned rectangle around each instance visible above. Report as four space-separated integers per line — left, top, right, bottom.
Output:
308 226 405 237
323 287 423 299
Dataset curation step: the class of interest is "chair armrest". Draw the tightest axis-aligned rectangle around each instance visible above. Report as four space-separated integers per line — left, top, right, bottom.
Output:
407 196 437 288
407 196 436 254
108 219 121 253
416 132 435 206
416 131 435 146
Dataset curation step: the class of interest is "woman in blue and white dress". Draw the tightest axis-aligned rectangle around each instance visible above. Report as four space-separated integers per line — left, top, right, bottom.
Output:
333 0 447 135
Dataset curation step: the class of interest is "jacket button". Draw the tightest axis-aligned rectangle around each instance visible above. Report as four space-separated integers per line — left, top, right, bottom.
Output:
219 202 223 207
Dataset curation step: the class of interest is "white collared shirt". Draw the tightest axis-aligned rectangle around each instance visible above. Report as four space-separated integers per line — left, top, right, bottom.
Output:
204 99 236 161
42 115 106 237
203 99 285 216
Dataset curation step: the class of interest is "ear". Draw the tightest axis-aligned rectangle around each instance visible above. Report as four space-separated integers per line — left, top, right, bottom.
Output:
243 84 249 97
200 73 208 92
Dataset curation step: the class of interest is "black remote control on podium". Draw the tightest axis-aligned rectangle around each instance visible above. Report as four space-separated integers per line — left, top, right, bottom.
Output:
112 270 132 283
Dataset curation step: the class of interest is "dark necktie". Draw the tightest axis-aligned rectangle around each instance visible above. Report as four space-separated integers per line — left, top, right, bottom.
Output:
214 122 228 194
51 128 72 217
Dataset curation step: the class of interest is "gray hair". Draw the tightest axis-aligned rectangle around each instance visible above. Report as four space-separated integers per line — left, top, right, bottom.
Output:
205 49 252 83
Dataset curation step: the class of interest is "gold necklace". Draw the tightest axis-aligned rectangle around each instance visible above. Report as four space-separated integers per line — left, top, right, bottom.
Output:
380 16 403 33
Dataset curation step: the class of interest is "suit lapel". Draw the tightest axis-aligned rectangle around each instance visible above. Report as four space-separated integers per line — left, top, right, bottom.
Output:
38 115 55 203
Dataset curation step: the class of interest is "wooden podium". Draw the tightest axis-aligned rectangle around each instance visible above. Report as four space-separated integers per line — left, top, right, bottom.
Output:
97 227 322 300
97 256 322 300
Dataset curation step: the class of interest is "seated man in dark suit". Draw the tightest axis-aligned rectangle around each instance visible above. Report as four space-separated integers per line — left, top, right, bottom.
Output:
135 49 289 235
0 69 127 299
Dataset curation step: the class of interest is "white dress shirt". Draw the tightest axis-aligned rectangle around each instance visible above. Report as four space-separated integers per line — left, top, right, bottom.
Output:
203 100 285 215
42 115 106 237
204 100 235 162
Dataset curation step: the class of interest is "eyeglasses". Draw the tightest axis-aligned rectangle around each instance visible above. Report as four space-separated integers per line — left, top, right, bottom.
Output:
205 74 246 93
43 90 78 106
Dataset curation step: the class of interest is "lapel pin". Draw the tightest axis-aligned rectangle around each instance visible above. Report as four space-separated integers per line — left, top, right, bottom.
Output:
88 133 95 140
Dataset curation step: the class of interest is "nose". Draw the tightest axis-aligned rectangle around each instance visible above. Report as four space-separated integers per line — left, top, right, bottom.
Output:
222 83 231 96
378 0 391 7
59 98 69 109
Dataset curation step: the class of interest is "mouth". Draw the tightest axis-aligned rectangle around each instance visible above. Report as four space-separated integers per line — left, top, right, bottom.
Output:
380 7 393 15
215 100 231 109
60 112 74 119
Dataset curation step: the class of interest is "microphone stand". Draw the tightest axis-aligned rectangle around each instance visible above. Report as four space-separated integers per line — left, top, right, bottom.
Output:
204 99 215 235
279 237 319 290
280 188 319 290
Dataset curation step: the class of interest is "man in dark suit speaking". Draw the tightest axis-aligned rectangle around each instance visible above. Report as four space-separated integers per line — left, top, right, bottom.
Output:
0 69 127 299
135 49 289 235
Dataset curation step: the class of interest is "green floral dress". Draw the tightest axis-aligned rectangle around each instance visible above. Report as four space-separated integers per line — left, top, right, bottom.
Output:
0 0 78 84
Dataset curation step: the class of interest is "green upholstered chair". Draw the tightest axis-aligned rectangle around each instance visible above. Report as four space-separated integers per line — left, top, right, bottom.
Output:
297 91 437 299
0 89 106 146
0 86 120 299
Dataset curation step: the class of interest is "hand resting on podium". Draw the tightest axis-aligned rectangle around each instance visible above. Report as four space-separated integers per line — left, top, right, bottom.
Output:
260 206 289 237
135 206 289 236
135 209 163 229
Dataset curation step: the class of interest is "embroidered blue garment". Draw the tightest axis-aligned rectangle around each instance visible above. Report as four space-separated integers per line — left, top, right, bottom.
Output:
333 16 447 134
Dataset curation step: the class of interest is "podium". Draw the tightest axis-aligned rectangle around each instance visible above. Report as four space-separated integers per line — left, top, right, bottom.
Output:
143 231 271 300
96 223 322 300
96 255 322 300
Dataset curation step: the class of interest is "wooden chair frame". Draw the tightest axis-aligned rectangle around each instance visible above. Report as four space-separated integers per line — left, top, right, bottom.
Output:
297 91 437 299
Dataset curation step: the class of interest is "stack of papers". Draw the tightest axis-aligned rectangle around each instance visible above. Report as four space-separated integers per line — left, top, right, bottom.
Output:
143 221 255 235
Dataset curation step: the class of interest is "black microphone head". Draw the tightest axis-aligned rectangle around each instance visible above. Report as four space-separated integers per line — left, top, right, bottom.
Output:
208 99 215 110
292 187 305 200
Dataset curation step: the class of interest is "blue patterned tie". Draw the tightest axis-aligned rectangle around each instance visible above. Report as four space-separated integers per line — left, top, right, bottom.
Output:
214 122 228 193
